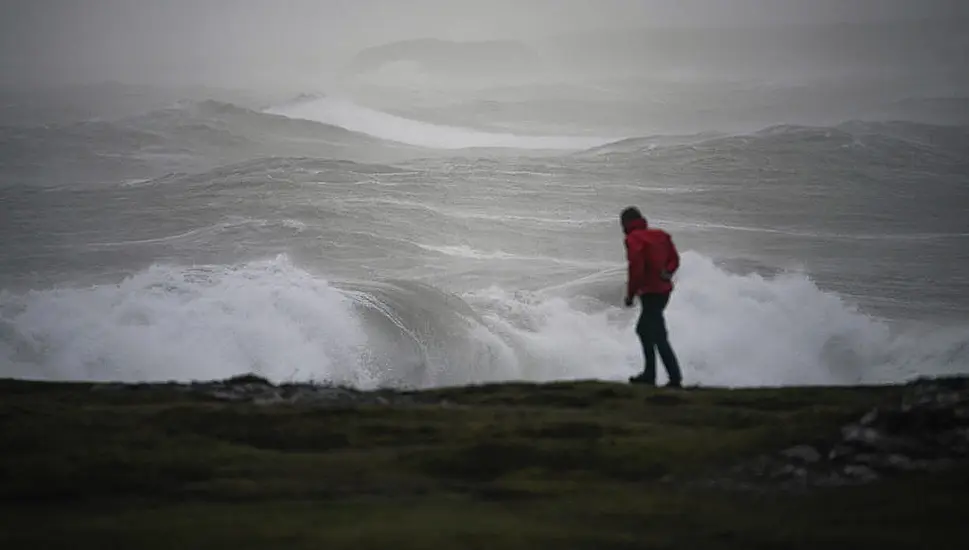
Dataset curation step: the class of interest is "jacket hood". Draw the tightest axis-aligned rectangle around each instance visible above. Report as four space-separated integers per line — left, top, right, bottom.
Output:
622 217 647 234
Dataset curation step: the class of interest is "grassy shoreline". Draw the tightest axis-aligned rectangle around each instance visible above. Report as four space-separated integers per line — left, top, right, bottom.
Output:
1 376 967 549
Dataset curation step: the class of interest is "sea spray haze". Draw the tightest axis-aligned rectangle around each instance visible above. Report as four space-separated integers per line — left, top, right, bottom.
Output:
1 0 968 387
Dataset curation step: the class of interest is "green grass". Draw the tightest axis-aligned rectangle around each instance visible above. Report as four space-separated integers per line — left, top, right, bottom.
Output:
1 378 966 549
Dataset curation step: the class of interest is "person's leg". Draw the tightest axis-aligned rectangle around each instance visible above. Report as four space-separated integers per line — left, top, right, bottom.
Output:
653 293 683 386
631 294 660 384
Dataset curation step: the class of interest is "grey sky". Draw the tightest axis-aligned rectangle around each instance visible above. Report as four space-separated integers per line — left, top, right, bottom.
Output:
1 0 967 88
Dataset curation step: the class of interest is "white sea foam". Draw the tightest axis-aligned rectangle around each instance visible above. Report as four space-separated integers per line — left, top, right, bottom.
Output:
1 253 965 388
266 96 614 150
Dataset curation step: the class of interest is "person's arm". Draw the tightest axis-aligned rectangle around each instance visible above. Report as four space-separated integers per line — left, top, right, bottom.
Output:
626 237 646 304
661 233 680 281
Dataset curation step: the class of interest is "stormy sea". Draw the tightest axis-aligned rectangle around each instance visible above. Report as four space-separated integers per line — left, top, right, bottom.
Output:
1 20 967 389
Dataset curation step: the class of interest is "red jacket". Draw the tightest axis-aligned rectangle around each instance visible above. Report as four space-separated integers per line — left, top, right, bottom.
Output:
624 218 680 297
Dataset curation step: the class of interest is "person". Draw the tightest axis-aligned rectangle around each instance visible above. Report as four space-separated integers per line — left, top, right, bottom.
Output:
621 206 683 388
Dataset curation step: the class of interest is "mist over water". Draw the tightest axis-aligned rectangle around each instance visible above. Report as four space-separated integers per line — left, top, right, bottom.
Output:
1 0 968 388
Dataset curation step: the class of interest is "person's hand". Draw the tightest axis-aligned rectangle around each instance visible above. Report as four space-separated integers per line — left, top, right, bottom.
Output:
660 270 673 282
624 296 634 307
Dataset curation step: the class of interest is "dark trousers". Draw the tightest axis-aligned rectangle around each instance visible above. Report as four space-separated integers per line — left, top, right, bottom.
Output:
635 292 682 385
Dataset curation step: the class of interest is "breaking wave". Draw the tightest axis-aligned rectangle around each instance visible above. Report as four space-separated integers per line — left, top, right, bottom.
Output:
581 120 969 166
266 96 615 150
2 253 965 389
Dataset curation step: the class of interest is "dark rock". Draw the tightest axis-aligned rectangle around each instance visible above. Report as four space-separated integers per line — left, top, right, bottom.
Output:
850 454 878 466
713 377 969 493
853 453 920 472
252 392 286 406
828 444 856 462
224 373 273 386
210 389 249 402
811 472 844 487
885 454 922 472
878 435 933 456
749 455 774 476
843 465 879 482
842 424 882 447
771 465 793 479
120 376 427 408
782 445 821 464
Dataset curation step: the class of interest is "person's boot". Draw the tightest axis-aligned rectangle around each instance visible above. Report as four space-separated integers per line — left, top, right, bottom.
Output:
664 379 683 389
629 372 655 385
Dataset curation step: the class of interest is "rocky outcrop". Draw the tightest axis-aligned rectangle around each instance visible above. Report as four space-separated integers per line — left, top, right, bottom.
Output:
92 373 432 408
705 377 969 491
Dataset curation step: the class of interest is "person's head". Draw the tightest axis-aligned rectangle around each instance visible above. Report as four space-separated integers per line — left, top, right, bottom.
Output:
620 206 647 234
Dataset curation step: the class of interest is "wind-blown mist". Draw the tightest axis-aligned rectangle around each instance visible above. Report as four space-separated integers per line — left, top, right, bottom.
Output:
1 0 967 388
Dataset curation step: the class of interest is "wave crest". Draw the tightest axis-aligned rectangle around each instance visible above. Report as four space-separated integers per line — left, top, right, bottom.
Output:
266 96 615 150
582 120 969 166
2 253 966 388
